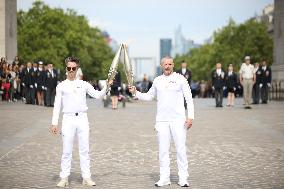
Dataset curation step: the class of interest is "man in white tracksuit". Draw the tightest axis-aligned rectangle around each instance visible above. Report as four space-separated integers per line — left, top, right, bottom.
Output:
129 56 194 187
50 57 107 187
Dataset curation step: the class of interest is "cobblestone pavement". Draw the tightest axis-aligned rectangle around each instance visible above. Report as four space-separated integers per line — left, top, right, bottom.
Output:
0 98 284 189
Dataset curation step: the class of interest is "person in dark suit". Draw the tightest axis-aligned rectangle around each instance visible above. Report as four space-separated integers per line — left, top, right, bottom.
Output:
260 59 272 104
31 62 38 104
212 63 225 107
35 61 46 106
177 60 192 109
45 63 58 107
23 62 35 104
225 64 238 106
252 62 262 104
110 71 121 109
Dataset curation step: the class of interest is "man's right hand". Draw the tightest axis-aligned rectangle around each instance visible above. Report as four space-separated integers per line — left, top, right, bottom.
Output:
49 125 59 135
128 85 136 94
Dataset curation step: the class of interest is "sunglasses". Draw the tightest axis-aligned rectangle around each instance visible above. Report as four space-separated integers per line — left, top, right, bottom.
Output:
66 67 77 72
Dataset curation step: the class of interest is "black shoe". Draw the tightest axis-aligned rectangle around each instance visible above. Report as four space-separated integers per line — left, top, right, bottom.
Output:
262 101 267 104
245 106 252 109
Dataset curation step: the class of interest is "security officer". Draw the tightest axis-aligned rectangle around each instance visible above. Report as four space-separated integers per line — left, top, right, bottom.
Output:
212 63 225 107
252 62 262 104
177 60 192 109
50 56 107 187
260 59 272 104
129 56 194 187
45 63 58 107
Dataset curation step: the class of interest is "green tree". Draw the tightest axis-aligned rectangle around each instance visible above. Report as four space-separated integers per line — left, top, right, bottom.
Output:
17 1 113 80
174 18 273 81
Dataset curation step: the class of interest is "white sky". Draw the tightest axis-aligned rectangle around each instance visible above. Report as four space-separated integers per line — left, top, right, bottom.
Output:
18 0 273 60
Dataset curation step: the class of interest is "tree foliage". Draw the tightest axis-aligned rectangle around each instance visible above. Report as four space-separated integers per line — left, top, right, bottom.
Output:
174 18 273 81
17 1 113 80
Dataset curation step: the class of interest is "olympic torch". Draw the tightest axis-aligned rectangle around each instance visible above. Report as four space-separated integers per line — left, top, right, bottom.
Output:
122 44 135 95
106 44 123 93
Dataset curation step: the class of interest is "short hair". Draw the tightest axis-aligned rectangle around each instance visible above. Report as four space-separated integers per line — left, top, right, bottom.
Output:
161 56 173 64
65 56 80 66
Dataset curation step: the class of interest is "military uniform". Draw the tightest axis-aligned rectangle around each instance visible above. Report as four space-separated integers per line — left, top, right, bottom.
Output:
252 67 262 104
260 66 272 103
23 67 36 104
177 68 192 109
45 69 58 106
35 68 46 92
212 69 225 107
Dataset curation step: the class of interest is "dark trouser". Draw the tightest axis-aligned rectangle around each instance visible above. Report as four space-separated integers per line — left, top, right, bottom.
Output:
44 89 47 106
261 85 269 103
252 84 260 104
46 88 55 106
26 87 35 104
20 85 25 98
215 88 223 107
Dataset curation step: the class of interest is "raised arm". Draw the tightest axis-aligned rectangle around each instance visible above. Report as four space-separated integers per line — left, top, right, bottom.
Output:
86 82 107 99
51 84 62 126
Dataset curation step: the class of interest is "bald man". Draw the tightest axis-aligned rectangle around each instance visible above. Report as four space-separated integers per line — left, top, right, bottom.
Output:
129 56 194 187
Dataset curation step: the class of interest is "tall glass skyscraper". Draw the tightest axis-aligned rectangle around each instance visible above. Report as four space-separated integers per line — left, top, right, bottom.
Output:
160 38 172 61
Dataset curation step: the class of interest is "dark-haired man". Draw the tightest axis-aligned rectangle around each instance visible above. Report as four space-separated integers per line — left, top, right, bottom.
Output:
50 57 107 187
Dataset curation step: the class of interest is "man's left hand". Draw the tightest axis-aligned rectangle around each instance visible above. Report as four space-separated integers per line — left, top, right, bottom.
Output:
184 119 193 130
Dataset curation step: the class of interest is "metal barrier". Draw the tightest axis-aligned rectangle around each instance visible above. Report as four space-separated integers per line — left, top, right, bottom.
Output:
270 80 284 100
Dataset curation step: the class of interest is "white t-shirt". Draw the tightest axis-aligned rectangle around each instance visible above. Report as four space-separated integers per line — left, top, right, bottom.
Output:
136 72 194 122
51 79 106 125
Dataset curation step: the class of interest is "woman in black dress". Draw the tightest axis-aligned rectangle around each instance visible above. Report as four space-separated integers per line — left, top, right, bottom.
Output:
110 71 121 109
225 64 238 106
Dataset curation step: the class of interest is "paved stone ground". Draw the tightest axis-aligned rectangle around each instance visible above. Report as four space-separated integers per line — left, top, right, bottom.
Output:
0 98 284 189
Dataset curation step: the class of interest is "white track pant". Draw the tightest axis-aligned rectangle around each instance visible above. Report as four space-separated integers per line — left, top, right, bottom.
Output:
155 121 189 180
60 113 91 179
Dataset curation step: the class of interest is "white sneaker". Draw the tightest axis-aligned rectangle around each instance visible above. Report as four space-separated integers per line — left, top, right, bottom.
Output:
155 179 171 187
178 179 190 187
82 178 96 186
56 177 69 188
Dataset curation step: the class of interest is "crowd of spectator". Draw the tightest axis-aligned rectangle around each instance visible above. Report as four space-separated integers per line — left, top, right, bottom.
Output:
0 56 59 107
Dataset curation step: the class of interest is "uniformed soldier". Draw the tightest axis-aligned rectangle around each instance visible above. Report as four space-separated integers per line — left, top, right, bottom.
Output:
252 62 262 104
35 61 46 106
212 63 225 107
31 62 38 104
129 56 194 187
49 56 107 187
177 61 192 109
45 63 58 107
260 59 272 104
